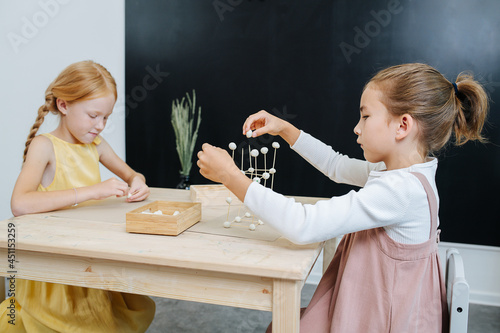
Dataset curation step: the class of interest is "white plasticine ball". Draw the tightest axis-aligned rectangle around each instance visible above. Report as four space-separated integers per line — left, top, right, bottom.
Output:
154 210 163 215
249 224 256 231
246 130 253 138
269 168 276 174
225 197 232 204
241 170 246 174
250 149 259 157
228 142 237 150
262 172 270 180
258 220 264 225
247 167 255 173
253 177 261 183
272 142 280 149
260 147 268 154
223 221 231 228
234 216 241 222
244 212 251 218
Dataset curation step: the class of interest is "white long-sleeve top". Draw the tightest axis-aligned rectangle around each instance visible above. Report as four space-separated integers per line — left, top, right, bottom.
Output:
244 131 440 245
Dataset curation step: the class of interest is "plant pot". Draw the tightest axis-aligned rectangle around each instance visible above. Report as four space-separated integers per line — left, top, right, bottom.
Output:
176 174 191 190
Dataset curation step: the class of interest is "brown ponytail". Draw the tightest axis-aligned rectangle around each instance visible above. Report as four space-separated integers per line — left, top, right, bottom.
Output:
367 63 489 156
22 60 117 162
453 72 489 145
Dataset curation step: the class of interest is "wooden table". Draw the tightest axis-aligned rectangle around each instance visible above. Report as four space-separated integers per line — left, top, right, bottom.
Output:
0 188 327 332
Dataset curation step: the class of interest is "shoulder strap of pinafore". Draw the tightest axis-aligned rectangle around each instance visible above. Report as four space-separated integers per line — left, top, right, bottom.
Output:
410 172 439 241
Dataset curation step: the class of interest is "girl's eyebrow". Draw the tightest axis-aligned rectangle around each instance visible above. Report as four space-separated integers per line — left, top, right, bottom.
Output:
89 109 113 116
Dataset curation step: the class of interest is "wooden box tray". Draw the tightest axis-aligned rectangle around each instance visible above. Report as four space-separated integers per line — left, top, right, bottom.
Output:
126 200 201 236
190 184 242 206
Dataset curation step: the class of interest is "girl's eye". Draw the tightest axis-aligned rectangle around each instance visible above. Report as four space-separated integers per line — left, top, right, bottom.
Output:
362 115 369 119
89 114 97 119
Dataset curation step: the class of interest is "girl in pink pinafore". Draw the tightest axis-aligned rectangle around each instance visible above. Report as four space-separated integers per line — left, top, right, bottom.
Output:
197 63 489 332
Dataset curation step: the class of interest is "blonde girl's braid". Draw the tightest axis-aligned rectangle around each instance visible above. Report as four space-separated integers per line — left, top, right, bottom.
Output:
23 92 58 162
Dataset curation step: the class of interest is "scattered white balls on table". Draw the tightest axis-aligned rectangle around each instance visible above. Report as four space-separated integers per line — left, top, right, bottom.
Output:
250 149 259 157
228 142 237 150
173 211 180 216
128 193 132 198
246 130 253 138
272 142 280 149
154 210 163 215
223 221 231 228
249 224 256 231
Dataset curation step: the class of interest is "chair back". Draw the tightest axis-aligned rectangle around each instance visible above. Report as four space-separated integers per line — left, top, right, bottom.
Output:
446 248 469 333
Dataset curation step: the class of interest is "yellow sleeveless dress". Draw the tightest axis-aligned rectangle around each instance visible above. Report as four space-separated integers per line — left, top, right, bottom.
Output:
0 133 155 332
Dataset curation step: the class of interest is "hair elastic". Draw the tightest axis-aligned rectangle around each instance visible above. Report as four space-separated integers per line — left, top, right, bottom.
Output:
452 82 459 95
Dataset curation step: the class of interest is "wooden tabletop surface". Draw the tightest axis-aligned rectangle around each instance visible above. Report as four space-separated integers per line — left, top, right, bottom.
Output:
0 188 324 281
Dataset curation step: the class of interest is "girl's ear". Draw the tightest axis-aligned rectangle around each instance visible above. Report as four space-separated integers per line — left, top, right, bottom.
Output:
56 98 68 115
395 114 415 140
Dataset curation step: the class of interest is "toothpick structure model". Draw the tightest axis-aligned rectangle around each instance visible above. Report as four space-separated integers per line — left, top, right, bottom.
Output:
223 137 280 231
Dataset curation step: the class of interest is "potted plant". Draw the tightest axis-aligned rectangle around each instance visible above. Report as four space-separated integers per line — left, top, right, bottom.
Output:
171 90 202 189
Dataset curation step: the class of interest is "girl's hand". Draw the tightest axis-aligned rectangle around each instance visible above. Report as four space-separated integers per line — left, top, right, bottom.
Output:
197 143 241 184
242 110 300 145
93 177 129 200
127 176 150 202
242 110 288 137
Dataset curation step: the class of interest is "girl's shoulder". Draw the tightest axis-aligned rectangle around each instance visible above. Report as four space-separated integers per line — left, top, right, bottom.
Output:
24 134 54 164
30 134 54 152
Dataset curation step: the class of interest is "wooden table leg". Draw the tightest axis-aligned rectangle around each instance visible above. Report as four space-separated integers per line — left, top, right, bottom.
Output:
272 279 301 333
323 237 339 274
0 277 5 300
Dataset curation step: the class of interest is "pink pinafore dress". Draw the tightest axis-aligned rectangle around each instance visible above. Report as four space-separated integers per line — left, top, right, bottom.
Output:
268 172 449 333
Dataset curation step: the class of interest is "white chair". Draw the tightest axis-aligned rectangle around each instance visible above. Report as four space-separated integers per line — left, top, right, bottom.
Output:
446 248 469 333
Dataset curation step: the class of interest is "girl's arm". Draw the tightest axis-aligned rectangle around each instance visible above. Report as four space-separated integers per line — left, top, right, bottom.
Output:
243 110 382 187
11 136 128 216
243 171 421 244
97 137 149 202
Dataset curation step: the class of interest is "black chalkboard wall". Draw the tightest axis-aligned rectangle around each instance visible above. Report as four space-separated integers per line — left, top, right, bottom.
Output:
125 0 500 247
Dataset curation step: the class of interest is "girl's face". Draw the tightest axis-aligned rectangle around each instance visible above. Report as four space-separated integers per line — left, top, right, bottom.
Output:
58 94 115 144
354 85 400 165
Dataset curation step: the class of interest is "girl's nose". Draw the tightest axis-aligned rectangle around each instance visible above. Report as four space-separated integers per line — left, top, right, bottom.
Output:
95 118 105 130
353 124 361 135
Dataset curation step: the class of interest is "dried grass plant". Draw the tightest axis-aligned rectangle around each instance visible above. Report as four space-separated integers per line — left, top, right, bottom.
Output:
171 90 202 176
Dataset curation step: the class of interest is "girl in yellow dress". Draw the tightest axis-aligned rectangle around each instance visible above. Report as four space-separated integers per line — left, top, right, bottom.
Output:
0 60 155 332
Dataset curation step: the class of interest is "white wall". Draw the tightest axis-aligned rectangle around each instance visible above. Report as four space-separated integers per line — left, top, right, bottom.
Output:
0 0 125 220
